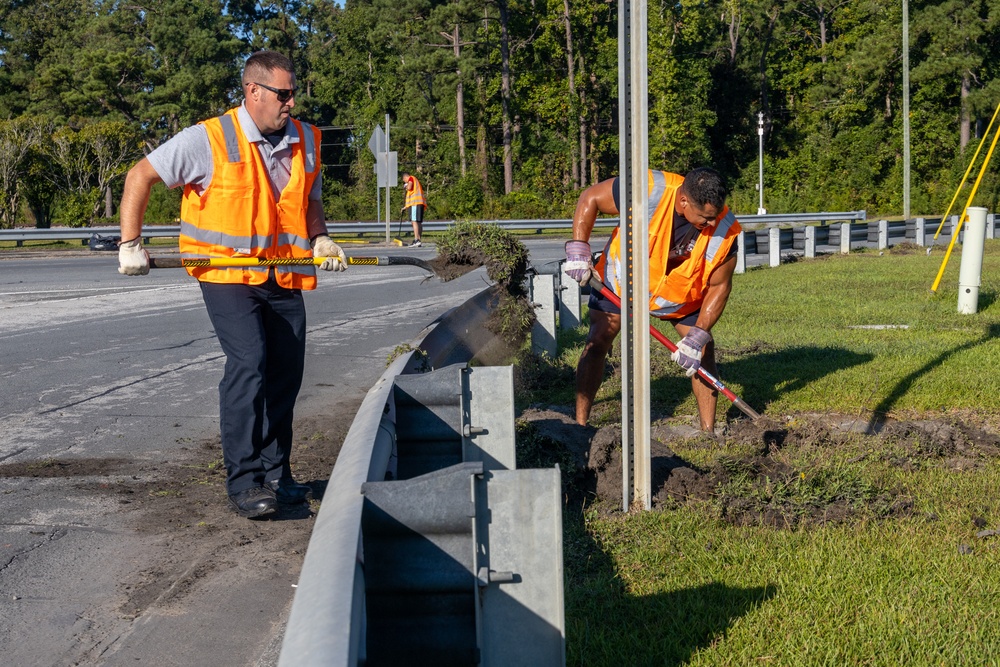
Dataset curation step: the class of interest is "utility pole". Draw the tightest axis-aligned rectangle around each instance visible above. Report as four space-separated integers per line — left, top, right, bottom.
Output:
757 112 767 215
902 0 911 219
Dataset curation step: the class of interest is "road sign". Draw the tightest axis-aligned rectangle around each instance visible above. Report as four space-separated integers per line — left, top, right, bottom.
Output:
375 151 398 187
368 125 386 156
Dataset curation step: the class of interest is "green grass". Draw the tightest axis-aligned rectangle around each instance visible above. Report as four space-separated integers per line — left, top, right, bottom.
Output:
527 243 1000 426
531 242 1000 666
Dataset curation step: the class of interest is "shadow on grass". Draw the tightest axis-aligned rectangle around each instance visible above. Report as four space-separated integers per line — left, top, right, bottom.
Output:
565 509 775 666
646 345 873 421
865 322 1000 431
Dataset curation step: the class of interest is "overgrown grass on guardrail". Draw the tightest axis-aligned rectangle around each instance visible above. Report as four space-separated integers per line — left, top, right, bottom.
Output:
516 241 1000 665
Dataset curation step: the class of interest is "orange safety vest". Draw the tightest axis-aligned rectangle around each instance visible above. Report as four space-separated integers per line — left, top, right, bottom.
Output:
598 170 741 320
179 109 321 290
404 175 426 209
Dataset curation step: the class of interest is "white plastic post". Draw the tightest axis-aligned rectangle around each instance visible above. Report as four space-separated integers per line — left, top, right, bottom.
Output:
878 220 888 250
914 218 926 247
958 207 988 315
768 227 780 267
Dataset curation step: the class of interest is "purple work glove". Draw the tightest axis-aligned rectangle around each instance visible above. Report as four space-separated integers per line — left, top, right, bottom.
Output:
671 326 712 377
564 240 593 285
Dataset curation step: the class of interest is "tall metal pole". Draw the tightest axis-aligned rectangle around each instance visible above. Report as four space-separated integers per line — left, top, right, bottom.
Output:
385 113 391 237
757 112 767 215
618 0 651 511
902 0 910 219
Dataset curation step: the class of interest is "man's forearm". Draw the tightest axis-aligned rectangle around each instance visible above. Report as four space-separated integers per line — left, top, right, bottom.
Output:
120 159 162 241
306 200 327 240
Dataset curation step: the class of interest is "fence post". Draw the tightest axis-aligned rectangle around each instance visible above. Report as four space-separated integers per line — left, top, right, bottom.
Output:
735 230 746 274
804 225 816 258
529 274 557 358
768 227 780 267
841 222 852 254
558 269 581 332
877 220 888 250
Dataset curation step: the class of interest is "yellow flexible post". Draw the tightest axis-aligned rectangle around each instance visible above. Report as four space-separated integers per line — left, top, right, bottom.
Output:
930 119 1000 292
934 100 1000 239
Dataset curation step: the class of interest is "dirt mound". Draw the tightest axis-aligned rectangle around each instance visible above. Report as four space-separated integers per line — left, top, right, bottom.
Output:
515 409 1000 529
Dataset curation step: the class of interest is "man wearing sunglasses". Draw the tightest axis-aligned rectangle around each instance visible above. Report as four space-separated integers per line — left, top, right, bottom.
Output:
117 50 346 519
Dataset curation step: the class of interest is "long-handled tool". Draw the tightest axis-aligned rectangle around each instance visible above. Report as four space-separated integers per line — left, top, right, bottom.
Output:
589 275 761 420
148 255 435 274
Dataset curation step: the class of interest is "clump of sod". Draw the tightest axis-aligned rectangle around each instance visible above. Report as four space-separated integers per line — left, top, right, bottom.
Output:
431 221 534 347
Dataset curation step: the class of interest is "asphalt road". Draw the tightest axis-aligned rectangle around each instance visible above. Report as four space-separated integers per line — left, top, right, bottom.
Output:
0 238 571 666
0 245 494 666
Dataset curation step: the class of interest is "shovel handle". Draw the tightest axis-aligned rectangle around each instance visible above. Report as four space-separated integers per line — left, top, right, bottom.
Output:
588 276 761 420
148 255 434 273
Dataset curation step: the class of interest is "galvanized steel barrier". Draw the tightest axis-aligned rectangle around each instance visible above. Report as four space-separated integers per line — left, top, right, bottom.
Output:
278 286 565 666
0 210 866 245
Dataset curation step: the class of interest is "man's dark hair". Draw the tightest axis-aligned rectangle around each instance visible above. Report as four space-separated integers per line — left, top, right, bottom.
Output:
242 50 294 87
682 167 727 210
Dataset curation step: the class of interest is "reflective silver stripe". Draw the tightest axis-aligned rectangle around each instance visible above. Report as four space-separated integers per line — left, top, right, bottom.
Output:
277 232 311 251
276 265 317 277
706 210 738 263
651 296 682 316
180 220 273 252
301 123 316 173
648 170 667 227
219 114 242 163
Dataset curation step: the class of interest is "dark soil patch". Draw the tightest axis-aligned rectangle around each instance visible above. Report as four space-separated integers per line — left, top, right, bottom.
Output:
516 408 998 529
427 252 485 282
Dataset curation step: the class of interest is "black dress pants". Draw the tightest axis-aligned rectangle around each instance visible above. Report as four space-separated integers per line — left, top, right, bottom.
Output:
200 277 306 495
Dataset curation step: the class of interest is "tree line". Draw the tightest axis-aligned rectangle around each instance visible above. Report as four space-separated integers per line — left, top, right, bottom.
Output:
1 0 997 228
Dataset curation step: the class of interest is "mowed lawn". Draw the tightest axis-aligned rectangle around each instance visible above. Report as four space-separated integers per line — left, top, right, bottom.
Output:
556 241 1000 666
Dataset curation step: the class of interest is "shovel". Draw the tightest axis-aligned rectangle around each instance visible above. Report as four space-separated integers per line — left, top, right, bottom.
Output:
588 275 761 420
148 255 437 276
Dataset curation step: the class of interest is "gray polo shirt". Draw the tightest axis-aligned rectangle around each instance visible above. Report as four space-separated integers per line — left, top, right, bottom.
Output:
147 103 322 202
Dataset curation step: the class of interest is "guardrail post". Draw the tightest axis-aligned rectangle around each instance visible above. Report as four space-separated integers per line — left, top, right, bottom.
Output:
804 225 816 258
988 214 996 240
529 274 557 358
840 222 852 254
735 230 746 274
914 218 926 246
768 227 780 267
877 220 888 250
557 270 581 332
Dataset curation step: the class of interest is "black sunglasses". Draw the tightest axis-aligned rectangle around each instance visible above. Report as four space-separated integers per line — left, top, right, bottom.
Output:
250 81 296 103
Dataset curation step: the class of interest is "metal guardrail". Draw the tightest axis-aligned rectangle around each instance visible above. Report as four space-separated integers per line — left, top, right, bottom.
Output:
0 211 867 245
278 286 565 666
734 214 997 272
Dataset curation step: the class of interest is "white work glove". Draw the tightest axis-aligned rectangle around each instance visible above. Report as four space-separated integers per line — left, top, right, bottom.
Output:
671 326 711 377
118 238 149 276
311 234 347 272
564 240 593 285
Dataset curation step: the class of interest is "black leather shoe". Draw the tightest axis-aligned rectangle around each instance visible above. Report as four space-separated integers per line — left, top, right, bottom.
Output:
228 486 278 518
264 478 311 504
